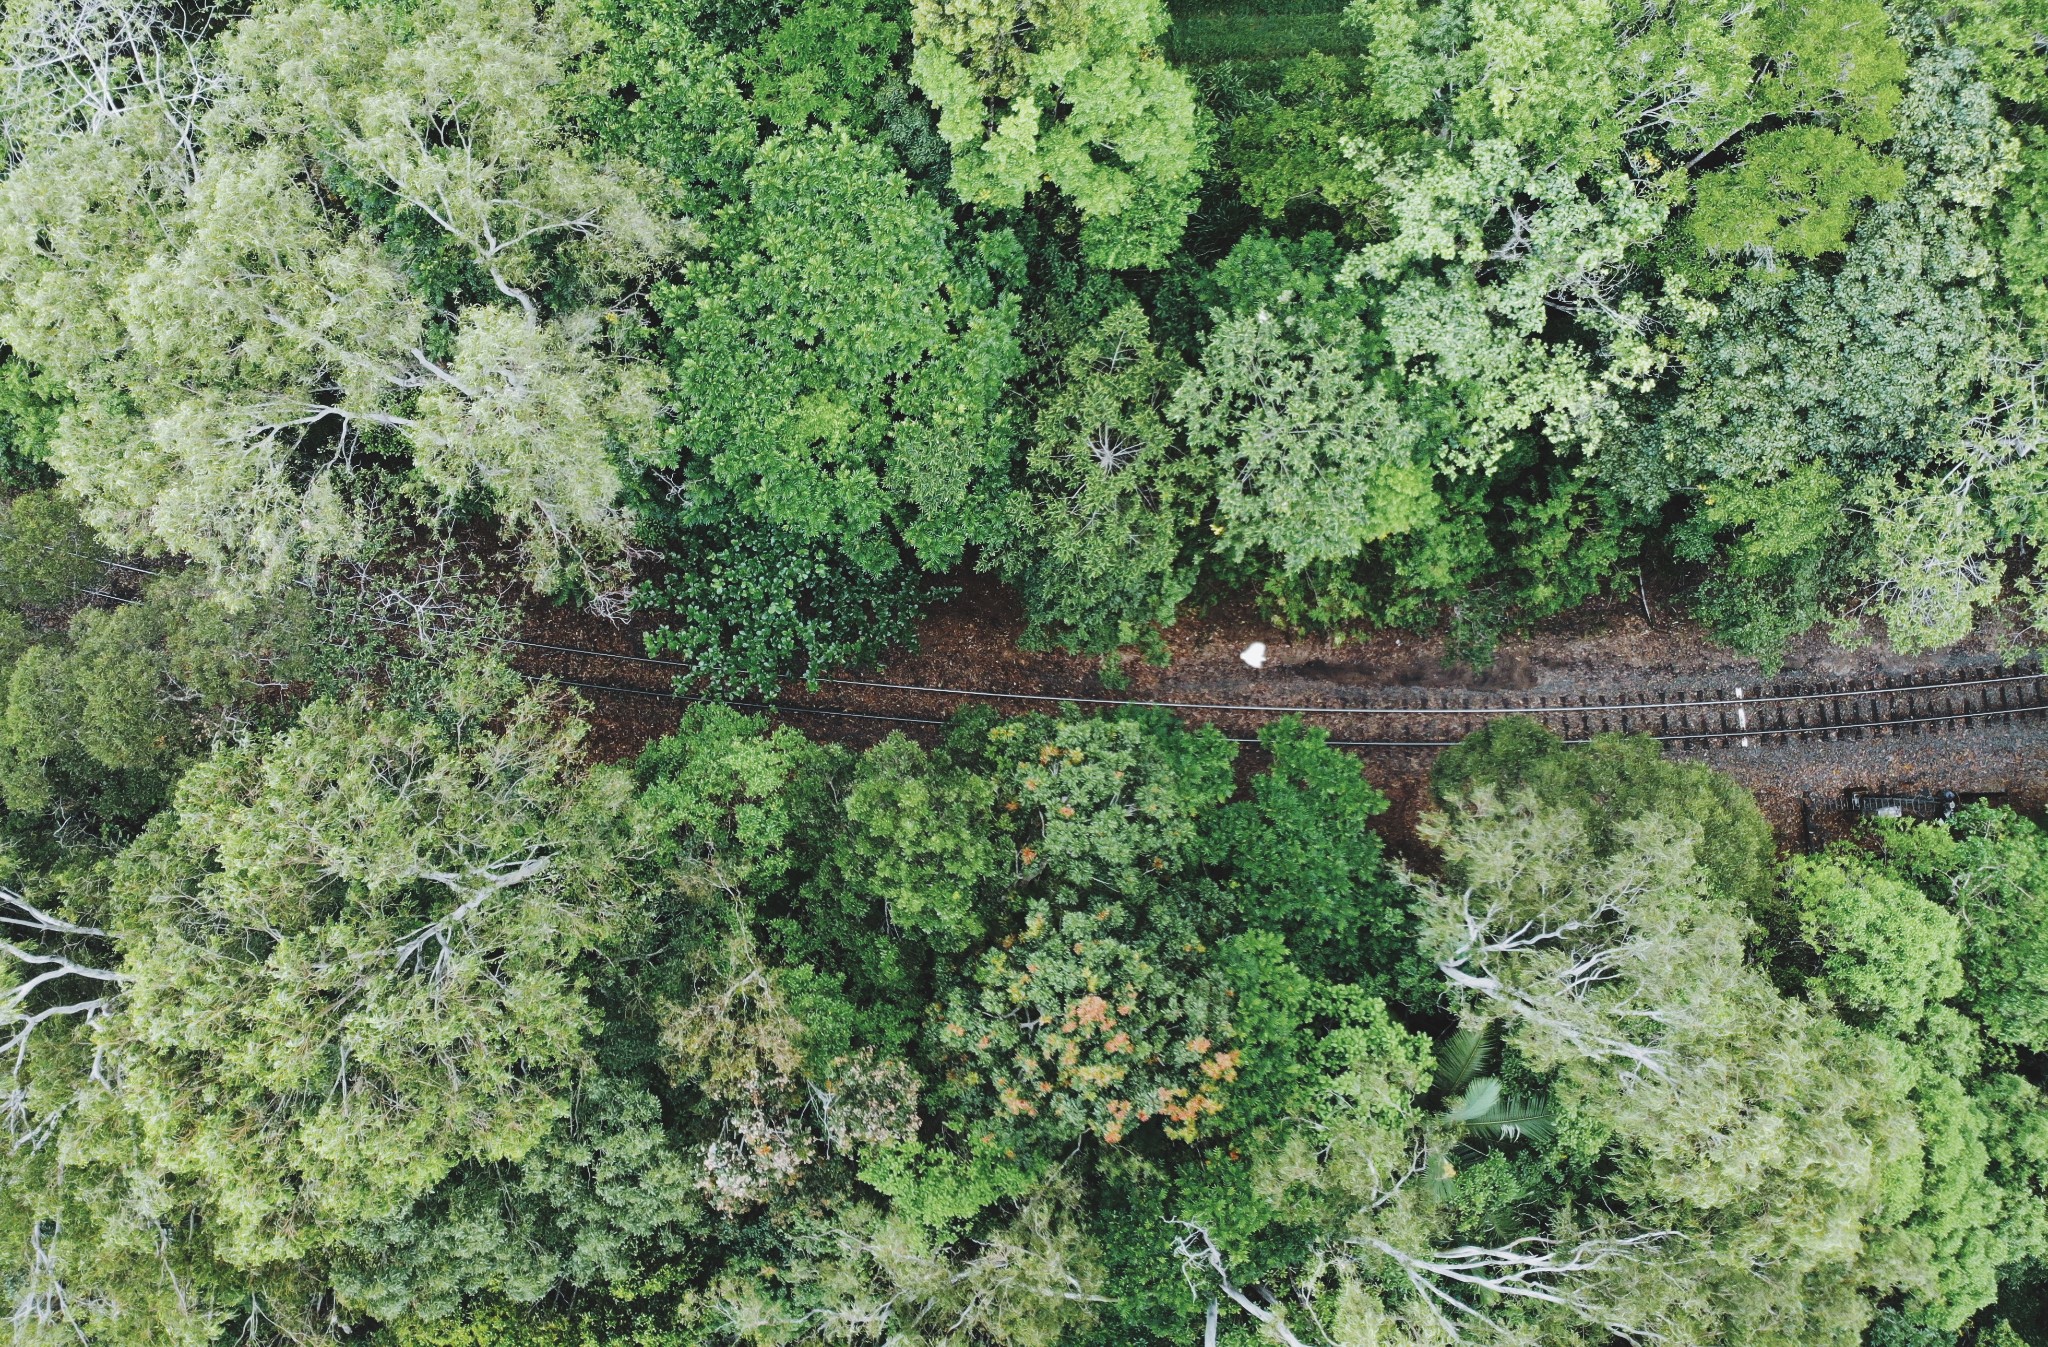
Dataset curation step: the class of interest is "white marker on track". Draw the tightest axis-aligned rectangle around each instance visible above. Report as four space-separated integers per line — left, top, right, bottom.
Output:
1240 642 1268 669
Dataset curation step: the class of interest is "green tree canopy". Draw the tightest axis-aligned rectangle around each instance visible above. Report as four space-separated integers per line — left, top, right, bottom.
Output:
0 0 672 595
91 666 637 1266
908 0 1204 266
1171 235 1433 572
1431 717 1777 915
998 301 1204 659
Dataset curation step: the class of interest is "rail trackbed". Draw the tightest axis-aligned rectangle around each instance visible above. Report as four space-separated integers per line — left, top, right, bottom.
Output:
507 637 2048 751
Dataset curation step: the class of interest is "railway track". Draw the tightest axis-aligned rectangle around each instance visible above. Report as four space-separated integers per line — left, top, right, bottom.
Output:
508 637 2048 750
47 546 2048 751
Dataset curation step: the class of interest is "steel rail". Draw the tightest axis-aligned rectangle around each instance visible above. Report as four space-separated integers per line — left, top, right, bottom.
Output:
797 668 2044 716
31 541 2048 735
513 636 2045 717
546 673 2048 749
543 672 1442 746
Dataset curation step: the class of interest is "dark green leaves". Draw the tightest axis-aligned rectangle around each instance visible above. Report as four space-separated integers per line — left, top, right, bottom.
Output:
639 517 935 697
1429 1024 1492 1097
998 301 1204 658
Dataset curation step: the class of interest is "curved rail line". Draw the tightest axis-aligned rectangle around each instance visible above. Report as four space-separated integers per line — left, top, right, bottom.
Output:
41 544 2048 749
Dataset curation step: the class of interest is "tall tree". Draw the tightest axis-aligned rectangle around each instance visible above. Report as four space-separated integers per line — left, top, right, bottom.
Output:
998 301 1204 659
0 662 644 1342
645 128 1021 691
1170 235 1433 574
0 0 673 595
908 0 1203 267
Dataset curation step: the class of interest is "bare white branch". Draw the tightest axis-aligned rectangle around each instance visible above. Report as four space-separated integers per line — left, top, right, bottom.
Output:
11 1218 88 1345
1169 1222 1317 1347
1349 1230 1674 1344
0 887 123 1075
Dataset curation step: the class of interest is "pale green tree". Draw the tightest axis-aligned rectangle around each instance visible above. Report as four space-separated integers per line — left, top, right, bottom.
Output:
0 0 673 595
713 1182 1107 1346
908 0 1202 267
1171 237 1433 573
1402 788 1934 1347
0 669 656 1343
1333 0 1913 473
1172 302 1431 573
71 664 641 1271
1337 0 1679 472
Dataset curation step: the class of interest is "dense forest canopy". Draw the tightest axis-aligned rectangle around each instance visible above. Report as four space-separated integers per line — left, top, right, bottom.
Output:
6 572 2048 1344
1 0 2045 680
4 0 2048 1341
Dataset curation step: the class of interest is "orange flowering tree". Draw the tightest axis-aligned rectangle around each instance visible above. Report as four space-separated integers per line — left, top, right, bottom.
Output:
929 712 1249 1145
936 899 1243 1145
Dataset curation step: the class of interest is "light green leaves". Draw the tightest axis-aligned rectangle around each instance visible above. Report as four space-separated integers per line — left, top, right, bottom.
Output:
1174 303 1431 568
1785 852 1965 1033
836 734 1003 950
1691 127 1906 261
0 0 671 596
101 666 638 1267
908 0 1202 266
410 307 661 591
1173 238 1434 568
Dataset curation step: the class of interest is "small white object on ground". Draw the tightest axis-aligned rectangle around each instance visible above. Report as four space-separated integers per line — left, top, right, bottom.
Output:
1239 641 1268 669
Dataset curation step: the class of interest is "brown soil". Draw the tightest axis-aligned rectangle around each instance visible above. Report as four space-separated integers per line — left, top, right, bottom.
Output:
517 570 2048 858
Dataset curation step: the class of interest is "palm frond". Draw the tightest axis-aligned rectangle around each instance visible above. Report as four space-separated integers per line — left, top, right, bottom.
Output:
1430 1024 1493 1096
1449 1079 1556 1145
1444 1075 1501 1122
